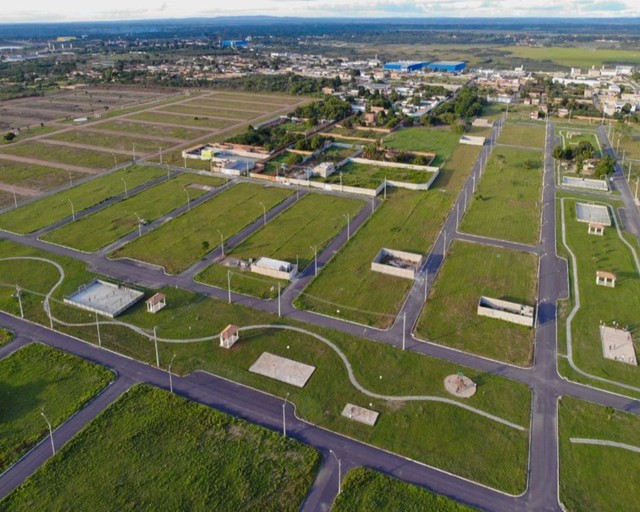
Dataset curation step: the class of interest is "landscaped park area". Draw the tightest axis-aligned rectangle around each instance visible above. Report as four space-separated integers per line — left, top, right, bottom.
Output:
196 193 364 298
0 385 319 512
0 343 113 474
416 241 538 366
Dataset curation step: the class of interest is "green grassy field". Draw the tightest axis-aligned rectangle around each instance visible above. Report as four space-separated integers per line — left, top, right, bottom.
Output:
296 144 481 328
111 183 293 274
558 197 640 390
0 141 130 169
42 174 223 252
559 396 640 512
90 119 211 140
127 111 235 129
460 147 543 244
614 126 640 163
0 385 318 512
196 193 364 298
0 239 530 493
0 343 113 474
47 130 174 153
316 161 436 189
416 241 538 366
383 127 460 166
211 92 297 105
0 166 164 234
498 122 546 148
0 159 84 191
158 104 254 122
333 467 477 511
557 128 602 157
0 328 12 347
181 99 280 113
501 46 640 68
300 145 357 170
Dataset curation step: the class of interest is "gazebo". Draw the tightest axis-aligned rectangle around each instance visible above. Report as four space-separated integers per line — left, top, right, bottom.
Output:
220 324 240 349
596 271 616 288
145 293 166 314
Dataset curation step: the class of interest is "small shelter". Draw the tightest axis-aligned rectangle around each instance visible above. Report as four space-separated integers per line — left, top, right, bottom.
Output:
220 324 239 349
596 271 616 288
588 223 605 236
145 293 166 314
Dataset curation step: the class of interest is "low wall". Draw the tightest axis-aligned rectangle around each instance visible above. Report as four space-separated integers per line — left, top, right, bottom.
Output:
460 135 486 146
250 263 298 281
562 176 609 191
477 296 534 327
371 248 423 280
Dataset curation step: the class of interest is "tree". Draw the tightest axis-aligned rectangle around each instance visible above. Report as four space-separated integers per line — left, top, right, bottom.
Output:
496 154 507 172
594 155 616 178
3 132 16 142
201 241 210 252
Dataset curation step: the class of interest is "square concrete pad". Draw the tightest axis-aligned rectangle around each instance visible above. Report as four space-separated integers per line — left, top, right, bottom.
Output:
341 403 379 426
600 325 637 365
249 352 316 388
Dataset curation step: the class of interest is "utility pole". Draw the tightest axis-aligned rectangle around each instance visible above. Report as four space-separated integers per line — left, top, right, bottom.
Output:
169 354 176 394
153 326 160 367
402 312 406 350
227 270 232 304
41 411 55 456
277 282 281 317
95 312 101 347
330 450 342 494
311 245 318 277
68 199 75 221
11 186 17 209
16 285 23 319
282 392 290 437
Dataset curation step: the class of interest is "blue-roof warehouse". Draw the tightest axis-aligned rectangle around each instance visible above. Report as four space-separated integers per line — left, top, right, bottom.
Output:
427 61 466 73
383 61 430 72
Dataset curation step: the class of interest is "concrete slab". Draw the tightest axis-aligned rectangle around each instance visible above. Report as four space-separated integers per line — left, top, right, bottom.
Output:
341 403 379 426
249 352 316 388
600 325 637 365
64 279 144 318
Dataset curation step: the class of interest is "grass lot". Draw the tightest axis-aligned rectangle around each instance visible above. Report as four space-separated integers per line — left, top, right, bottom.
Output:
0 328 13 347
559 396 640 512
330 127 382 141
91 119 210 140
43 174 223 252
614 126 640 163
317 161 436 189
501 46 640 68
302 145 358 169
0 140 130 169
296 144 481 328
498 122 546 149
0 159 84 191
383 127 460 166
111 183 293 274
181 98 280 113
460 147 543 245
558 197 640 389
0 166 164 234
159 104 256 122
263 152 295 175
127 111 234 129
0 239 530 493
333 467 477 511
211 92 297 105
47 130 174 153
0 385 318 512
196 193 364 298
416 241 537 366
0 343 113 474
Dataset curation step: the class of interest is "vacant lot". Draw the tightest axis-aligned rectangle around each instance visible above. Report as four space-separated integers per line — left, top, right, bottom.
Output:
297 144 481 327
502 46 640 68
416 241 538 366
0 159 84 192
112 183 293 274
127 111 234 129
383 127 460 166
181 99 279 113
43 174 223 252
0 343 113 474
0 166 164 234
498 122 546 149
317 161 436 189
158 104 255 122
197 193 363 298
0 140 130 169
90 119 210 140
333 467 477 511
47 130 174 153
1 385 318 512
560 396 640 512
460 147 543 245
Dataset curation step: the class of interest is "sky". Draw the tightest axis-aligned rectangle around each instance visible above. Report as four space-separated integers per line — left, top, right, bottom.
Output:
0 0 638 23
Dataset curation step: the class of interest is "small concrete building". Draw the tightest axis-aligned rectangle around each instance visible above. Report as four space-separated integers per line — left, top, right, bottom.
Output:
145 293 167 314
596 271 616 288
477 296 535 327
371 248 423 280
250 257 298 281
588 223 605 236
220 324 239 349
313 162 336 178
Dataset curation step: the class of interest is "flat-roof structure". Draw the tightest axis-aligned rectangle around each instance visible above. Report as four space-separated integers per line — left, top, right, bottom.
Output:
249 352 316 388
250 257 298 281
477 296 535 327
600 325 637 365
427 61 466 73
64 279 144 318
383 61 430 72
564 177 609 192
341 403 379 426
575 203 611 226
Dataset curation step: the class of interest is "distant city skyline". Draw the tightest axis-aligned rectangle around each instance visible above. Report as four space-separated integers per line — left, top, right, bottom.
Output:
1 0 638 24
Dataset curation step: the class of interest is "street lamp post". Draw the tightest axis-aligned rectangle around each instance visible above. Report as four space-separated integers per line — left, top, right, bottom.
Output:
184 188 191 211
310 245 317 277
16 285 23 319
157 145 163 165
41 411 55 456
111 153 118 168
132 143 136 162
217 229 224 257
67 199 75 221
11 186 17 209
95 312 101 347
282 392 290 437
153 326 160 367
168 353 176 393
329 450 342 494
121 177 128 198
402 312 406 350
67 169 73 187
277 282 281 317
259 201 266 225
227 270 232 304
344 213 350 240
134 212 142 237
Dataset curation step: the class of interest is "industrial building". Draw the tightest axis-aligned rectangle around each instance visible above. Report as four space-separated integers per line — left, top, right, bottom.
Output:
220 40 248 48
383 61 430 72
427 61 466 73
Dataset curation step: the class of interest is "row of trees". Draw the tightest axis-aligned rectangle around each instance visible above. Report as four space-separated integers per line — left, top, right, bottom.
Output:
553 140 616 178
227 125 302 152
